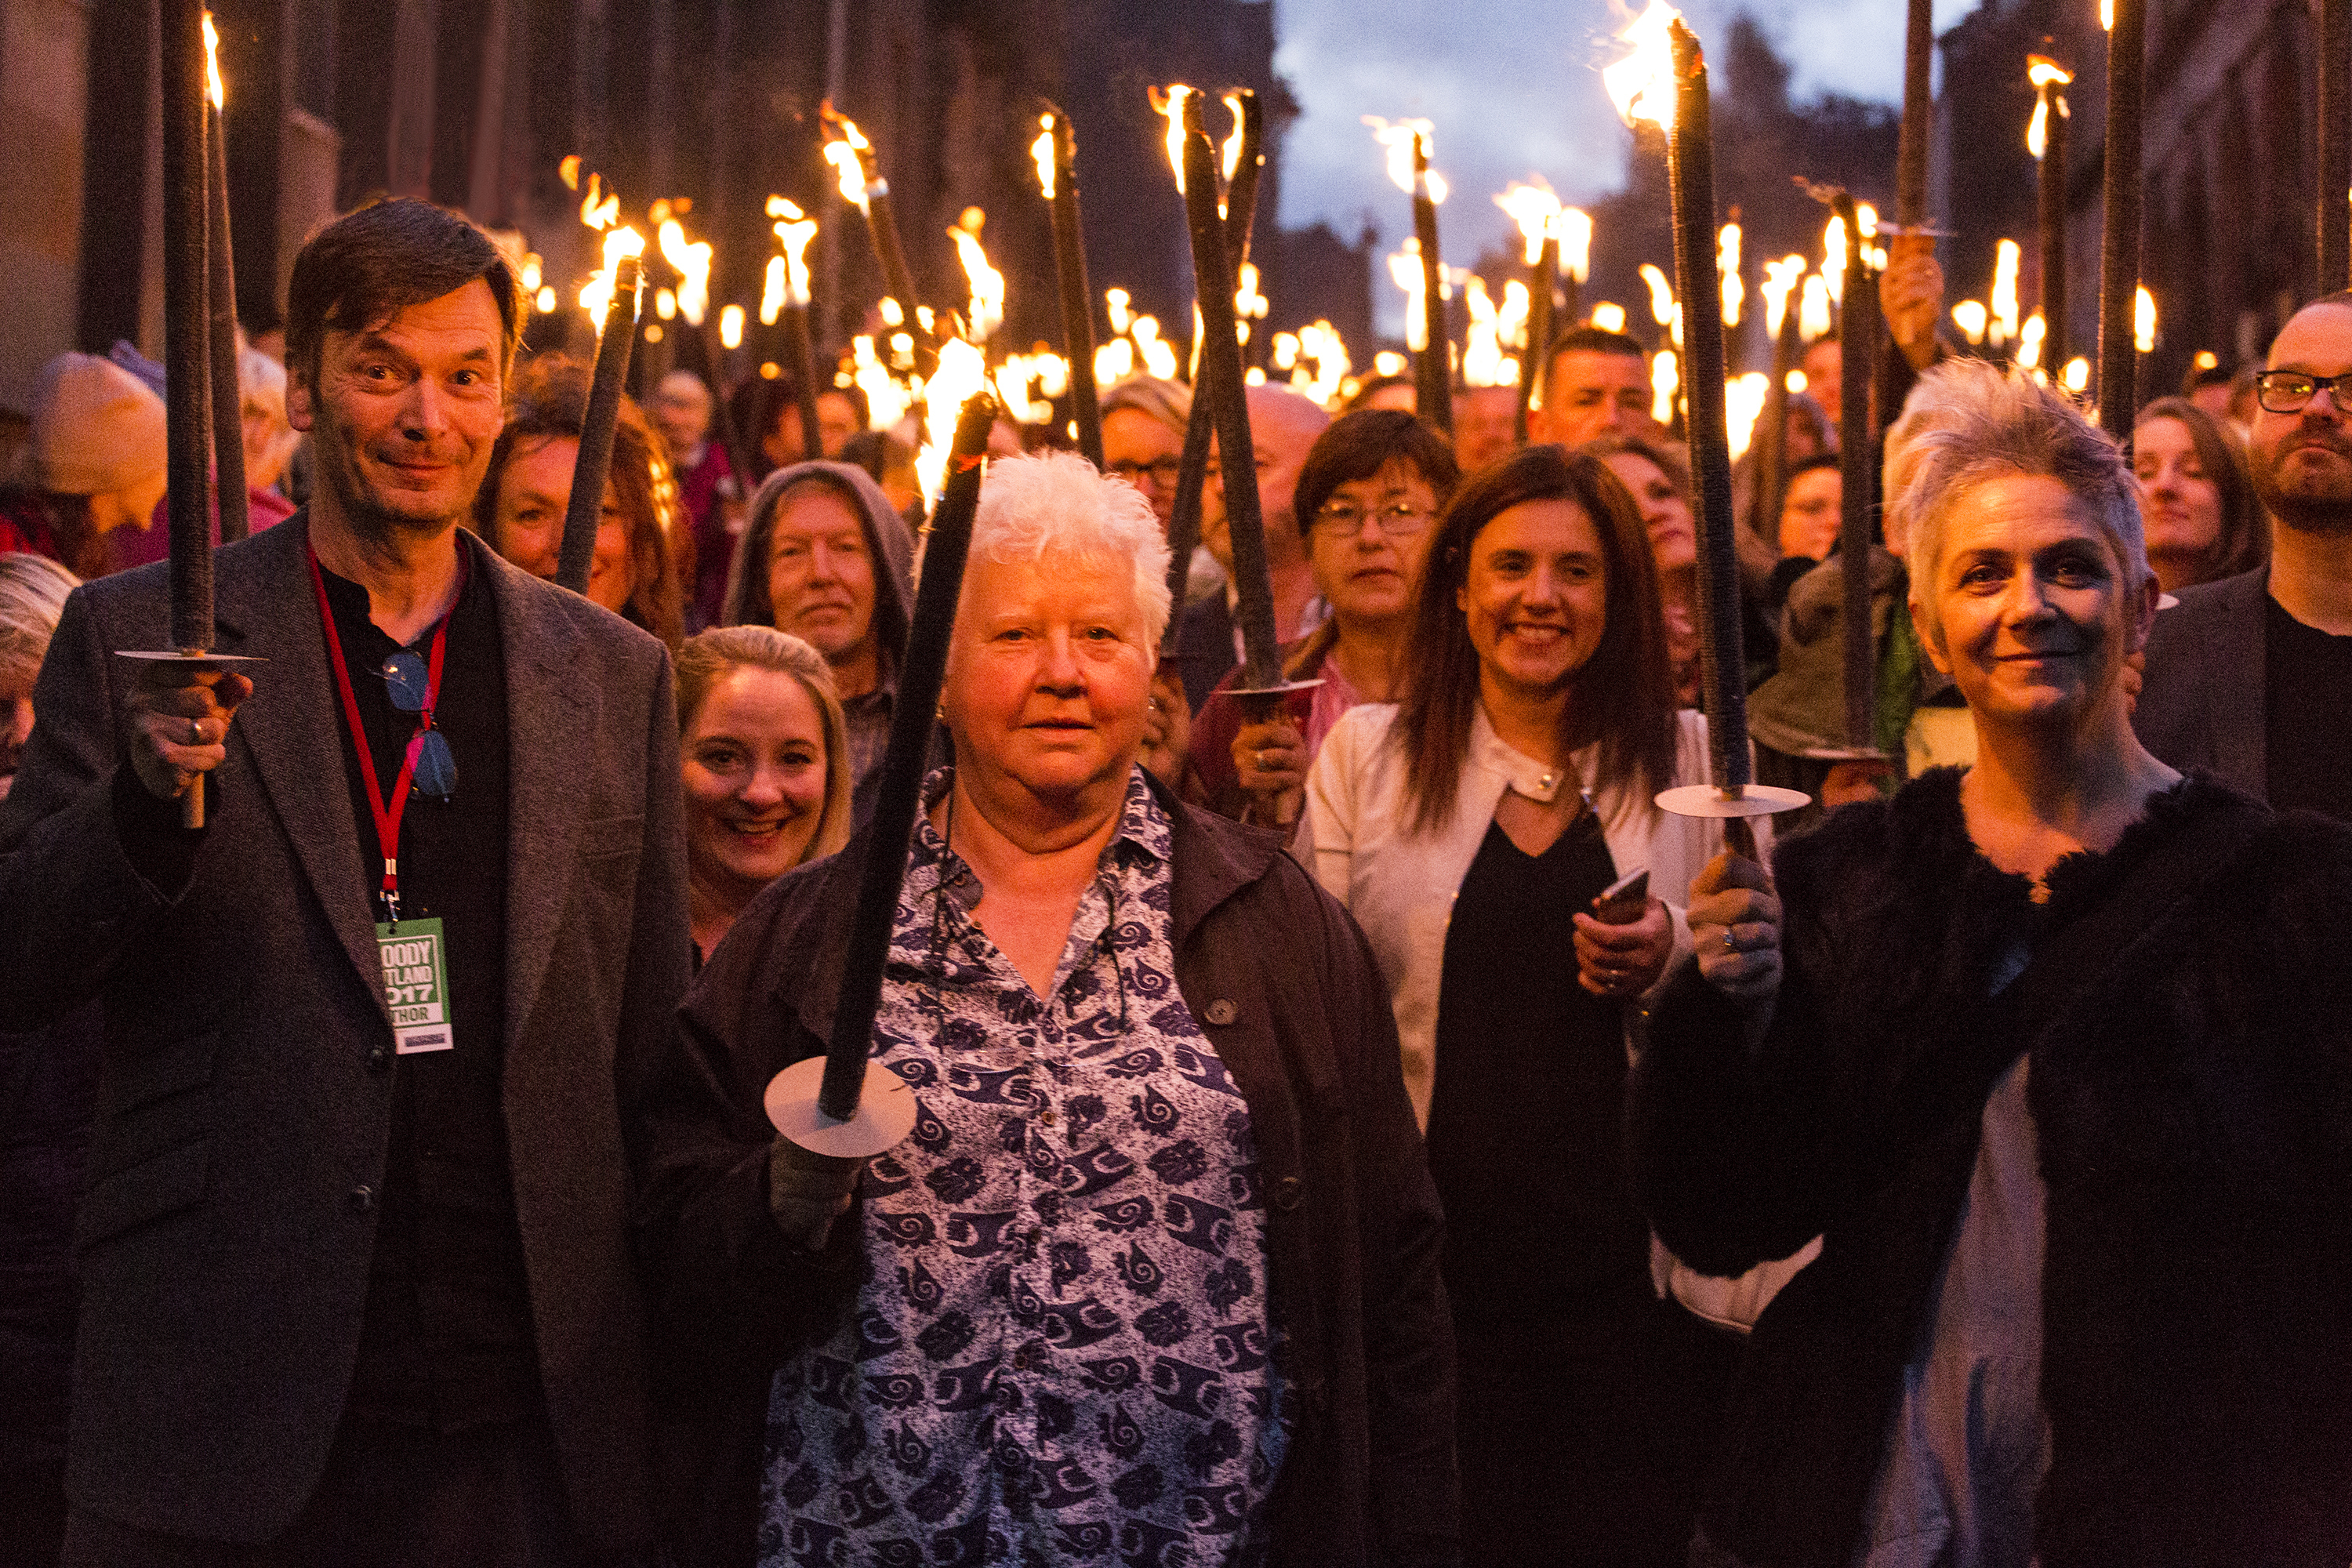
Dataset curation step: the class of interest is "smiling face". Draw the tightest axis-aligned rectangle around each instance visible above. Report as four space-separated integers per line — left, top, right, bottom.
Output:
289 278 506 545
1599 449 1696 575
1916 472 2154 738
2132 415 2224 590
681 665 833 898
1308 459 1439 628
1458 496 1609 702
490 434 636 614
2250 303 2352 535
942 550 1154 818
765 483 877 667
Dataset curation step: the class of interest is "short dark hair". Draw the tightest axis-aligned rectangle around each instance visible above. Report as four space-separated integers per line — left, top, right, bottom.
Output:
1542 325 1650 409
1293 408 1462 537
1342 372 1415 412
285 199 522 393
1783 451 1842 488
1396 443 1679 833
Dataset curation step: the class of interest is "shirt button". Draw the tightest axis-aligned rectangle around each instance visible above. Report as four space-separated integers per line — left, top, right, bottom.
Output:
1011 1348 1033 1371
347 1184 377 1215
1272 1175 1305 1212
1204 999 1239 1026
1040 1108 1057 1126
366 1044 391 1073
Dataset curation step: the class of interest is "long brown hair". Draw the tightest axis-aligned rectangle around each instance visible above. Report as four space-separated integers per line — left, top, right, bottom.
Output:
1396 444 1679 833
2133 396 2267 586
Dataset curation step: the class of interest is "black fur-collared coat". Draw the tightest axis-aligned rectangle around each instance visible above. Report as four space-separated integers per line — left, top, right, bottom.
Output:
1631 769 2352 1568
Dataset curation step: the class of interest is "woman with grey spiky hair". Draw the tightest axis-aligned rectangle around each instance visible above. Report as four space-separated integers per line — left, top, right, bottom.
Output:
1631 361 2352 1566
636 450 1458 1568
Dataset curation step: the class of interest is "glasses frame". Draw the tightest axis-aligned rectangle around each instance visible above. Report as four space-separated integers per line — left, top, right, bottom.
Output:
1312 500 1436 539
2255 370 2352 415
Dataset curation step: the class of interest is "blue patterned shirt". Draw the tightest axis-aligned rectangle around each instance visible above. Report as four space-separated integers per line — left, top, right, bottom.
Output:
762 768 1286 1567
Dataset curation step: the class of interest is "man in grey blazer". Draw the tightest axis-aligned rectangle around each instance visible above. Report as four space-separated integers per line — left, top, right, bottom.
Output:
0 200 691 1563
2137 294 2352 821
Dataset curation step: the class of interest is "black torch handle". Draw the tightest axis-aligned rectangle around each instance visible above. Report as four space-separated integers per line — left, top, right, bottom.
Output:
2038 78 2068 374
1755 306 1796 541
1517 234 1556 443
559 257 642 594
1665 20 1751 790
1413 135 1451 434
1225 93 1265 272
783 303 826 459
866 185 935 380
2326 0 2352 293
162 0 212 657
699 318 757 495
818 393 999 1122
1180 103 1279 688
1834 194 1876 753
1896 0 1933 227
1047 111 1105 467
206 103 249 545
1160 379 1216 652
2096 0 2144 438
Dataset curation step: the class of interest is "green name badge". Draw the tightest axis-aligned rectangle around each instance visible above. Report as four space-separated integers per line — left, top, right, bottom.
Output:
377 917 454 1054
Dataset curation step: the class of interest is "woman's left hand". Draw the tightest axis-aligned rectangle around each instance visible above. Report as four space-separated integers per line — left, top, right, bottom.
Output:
1572 897 1674 1000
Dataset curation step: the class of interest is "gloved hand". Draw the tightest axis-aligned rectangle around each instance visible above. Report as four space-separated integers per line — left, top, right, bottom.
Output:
767 1138 864 1251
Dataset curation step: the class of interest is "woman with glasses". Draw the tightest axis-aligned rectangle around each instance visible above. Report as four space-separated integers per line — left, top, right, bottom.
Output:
1302 444 1759 1566
1189 408 1461 825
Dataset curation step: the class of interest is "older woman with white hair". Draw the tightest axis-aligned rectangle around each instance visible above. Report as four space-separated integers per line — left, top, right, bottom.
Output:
1630 360 2352 1567
633 451 1457 1568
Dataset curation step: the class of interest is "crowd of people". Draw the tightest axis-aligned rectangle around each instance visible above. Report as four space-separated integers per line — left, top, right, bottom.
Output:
3 191 2351 1568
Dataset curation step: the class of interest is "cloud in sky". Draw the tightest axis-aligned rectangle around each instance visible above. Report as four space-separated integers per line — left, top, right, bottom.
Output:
1275 0 1977 332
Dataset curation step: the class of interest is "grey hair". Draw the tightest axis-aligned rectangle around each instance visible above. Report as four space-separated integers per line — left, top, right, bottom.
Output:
952 449 1174 646
1896 359 2147 630
673 623 855 866
1099 375 1192 437
0 551 78 691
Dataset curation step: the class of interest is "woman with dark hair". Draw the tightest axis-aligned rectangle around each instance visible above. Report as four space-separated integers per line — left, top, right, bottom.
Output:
1192 407 1461 823
477 354 691 650
1584 429 1738 702
1634 361 2352 1566
1303 443 1763 1566
2131 394 2265 595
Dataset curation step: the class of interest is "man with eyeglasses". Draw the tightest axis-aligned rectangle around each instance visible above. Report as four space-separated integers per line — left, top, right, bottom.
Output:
2138 294 2352 819
0 201 691 1565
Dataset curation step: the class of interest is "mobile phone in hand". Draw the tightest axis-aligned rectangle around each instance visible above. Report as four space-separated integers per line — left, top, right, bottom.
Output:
1589 868 1650 925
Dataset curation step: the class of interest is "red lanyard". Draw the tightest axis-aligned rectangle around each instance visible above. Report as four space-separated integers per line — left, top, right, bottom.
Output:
306 543 462 921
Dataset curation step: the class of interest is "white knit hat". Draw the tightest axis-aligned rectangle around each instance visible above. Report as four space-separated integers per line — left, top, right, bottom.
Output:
31 352 169 497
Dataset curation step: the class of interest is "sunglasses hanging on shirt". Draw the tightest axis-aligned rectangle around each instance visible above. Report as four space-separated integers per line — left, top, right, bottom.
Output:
379 652 457 800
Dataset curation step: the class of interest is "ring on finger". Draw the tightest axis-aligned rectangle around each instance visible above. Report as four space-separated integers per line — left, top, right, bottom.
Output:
188 718 204 746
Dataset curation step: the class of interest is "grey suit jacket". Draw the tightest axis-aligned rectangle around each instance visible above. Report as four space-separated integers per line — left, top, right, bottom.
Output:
2133 564 2270 800
0 517 692 1553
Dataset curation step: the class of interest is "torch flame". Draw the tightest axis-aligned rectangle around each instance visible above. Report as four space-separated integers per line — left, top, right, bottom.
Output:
2027 56 2072 160
770 198 817 310
1651 348 1680 427
1822 214 1849 305
1991 238 2022 345
1727 371 1770 461
2101 0 2115 27
202 12 224 110
659 217 713 327
822 111 874 216
579 172 619 231
1560 209 1594 283
1761 255 1806 339
1591 301 1628 335
2135 285 2158 354
1363 118 1439 200
579 225 645 318
1798 274 1832 343
1604 0 1681 132
916 336 989 504
1154 85 1194 195
560 154 582 191
2018 311 2047 370
1033 118 1057 201
1719 223 1744 328
1496 178 1562 266
1463 277 1502 387
1952 299 1989 345
1638 263 1676 327
1105 288 1132 336
1222 93 1248 185
760 257 786 326
948 209 1005 343
720 303 744 350
1236 261 1269 322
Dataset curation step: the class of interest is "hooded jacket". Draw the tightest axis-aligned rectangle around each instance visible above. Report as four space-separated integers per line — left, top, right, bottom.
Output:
717 459 914 673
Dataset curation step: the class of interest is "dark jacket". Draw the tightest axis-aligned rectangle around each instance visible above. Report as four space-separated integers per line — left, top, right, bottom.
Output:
1630 770 2352 1568
2133 564 2270 798
0 517 693 1554
630 775 1459 1567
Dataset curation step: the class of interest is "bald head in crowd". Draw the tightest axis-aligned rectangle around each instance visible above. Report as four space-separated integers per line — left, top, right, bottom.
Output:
1205 383 1333 571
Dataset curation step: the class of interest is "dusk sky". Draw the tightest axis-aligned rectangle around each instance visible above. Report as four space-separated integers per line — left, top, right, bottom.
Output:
1276 0 1981 328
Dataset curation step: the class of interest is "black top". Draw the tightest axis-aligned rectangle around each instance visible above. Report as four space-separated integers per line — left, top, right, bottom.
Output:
316 546 532 1432
2264 595 2352 822
1425 811 1644 1338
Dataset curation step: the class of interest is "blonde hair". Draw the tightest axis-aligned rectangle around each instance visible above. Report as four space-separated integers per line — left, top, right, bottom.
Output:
674 625 854 865
0 552 78 691
954 449 1173 644
1896 360 2146 638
